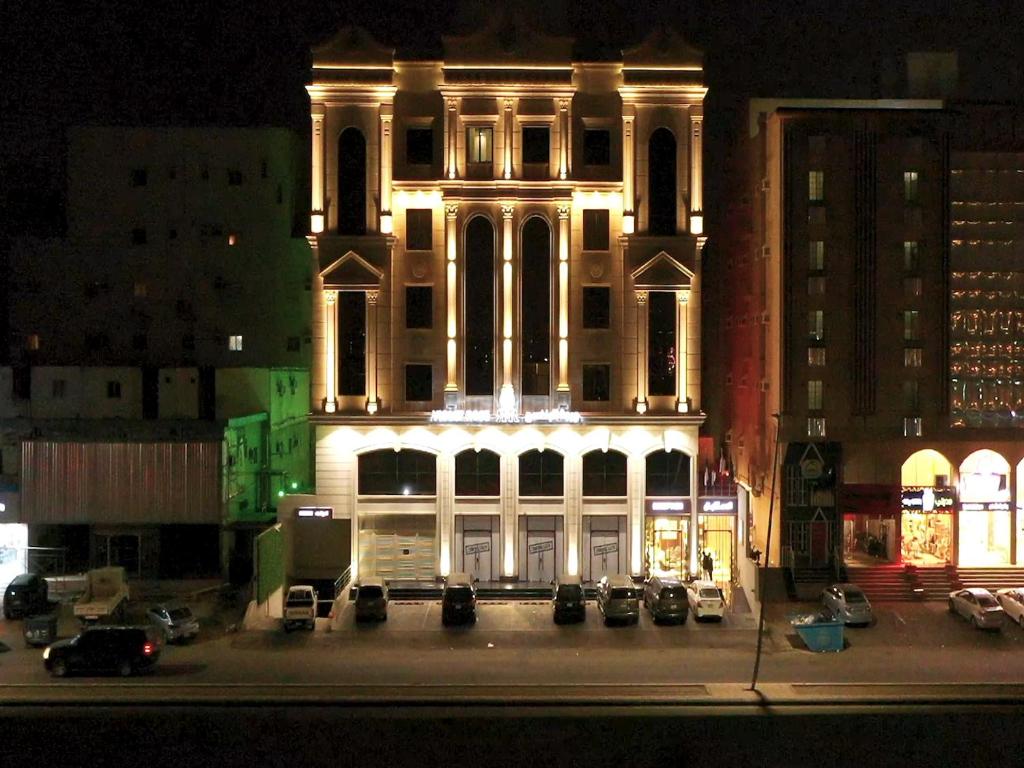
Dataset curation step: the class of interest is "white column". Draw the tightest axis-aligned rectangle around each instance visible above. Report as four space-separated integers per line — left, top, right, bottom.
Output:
558 98 569 180
621 105 636 234
635 290 648 414
366 290 379 414
503 99 514 180
311 105 326 233
676 290 690 413
689 111 704 236
502 453 517 578
564 451 582 576
379 105 394 234
628 452 645 576
324 291 338 413
446 97 459 180
499 204 516 414
445 203 459 407
556 204 570 406
438 451 454 577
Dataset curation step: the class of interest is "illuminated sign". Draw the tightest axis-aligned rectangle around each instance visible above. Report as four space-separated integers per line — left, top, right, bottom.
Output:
961 502 1011 512
648 500 691 514
297 507 332 519
700 498 736 513
464 541 491 555
901 487 955 513
429 409 583 425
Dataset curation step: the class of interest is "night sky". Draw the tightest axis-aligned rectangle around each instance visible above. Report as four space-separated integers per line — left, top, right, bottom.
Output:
1 0 1022 237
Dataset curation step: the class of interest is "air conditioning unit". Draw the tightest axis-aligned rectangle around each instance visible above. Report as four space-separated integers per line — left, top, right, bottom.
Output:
759 379 770 392
761 245 771 259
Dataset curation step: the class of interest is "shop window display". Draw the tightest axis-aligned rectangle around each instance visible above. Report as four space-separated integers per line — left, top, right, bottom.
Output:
645 516 689 580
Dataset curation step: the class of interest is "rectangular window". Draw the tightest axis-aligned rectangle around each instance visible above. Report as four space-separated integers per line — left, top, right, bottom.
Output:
52 379 66 398
808 171 824 202
648 291 677 396
467 126 493 164
405 286 433 329
406 128 433 165
807 417 827 438
582 364 611 401
904 417 923 437
106 381 122 399
904 348 922 367
809 240 824 271
903 310 920 342
228 169 243 186
583 286 611 329
406 209 432 251
808 347 826 366
807 380 823 410
807 277 826 296
131 228 147 245
338 291 367 396
902 380 920 412
26 333 40 351
228 335 243 351
903 241 919 272
583 209 610 251
287 336 301 352
903 170 919 203
131 168 147 187
583 129 611 166
133 281 147 298
808 310 824 341
405 364 432 402
904 277 922 298
522 126 550 165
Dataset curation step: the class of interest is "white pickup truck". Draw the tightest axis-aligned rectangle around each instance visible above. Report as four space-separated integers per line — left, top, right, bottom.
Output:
73 567 129 623
283 585 318 632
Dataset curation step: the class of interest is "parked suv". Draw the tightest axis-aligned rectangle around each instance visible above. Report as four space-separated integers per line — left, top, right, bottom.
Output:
4 573 49 619
552 573 586 624
441 572 477 626
354 576 388 622
597 575 639 625
43 626 160 677
643 576 689 624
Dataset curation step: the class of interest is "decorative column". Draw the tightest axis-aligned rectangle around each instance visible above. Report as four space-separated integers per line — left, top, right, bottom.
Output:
310 104 326 233
556 204 571 407
627 452 645 576
446 97 459 180
558 99 569 180
634 290 649 414
565 452 582 576
437 452 454 577
676 289 690 413
499 204 516 414
503 99 514 180
379 105 394 234
324 291 338 413
501 453 517 579
365 290 380 414
621 105 636 234
444 203 459 407
689 111 704 236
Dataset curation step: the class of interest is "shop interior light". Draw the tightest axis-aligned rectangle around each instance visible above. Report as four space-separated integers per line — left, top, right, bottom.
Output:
291 481 299 490
277 490 285 498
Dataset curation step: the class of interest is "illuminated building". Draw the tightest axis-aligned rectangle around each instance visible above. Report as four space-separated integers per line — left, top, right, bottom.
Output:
279 21 725 594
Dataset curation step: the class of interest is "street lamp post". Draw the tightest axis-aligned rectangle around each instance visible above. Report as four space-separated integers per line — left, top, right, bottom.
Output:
750 413 781 692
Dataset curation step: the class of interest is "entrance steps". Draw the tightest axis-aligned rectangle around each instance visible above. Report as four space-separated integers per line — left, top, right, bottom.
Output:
954 568 1024 593
368 580 560 602
845 564 957 602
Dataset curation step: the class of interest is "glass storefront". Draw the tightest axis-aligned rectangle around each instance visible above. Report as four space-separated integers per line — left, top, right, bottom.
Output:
901 511 953 564
645 515 690 580
843 514 898 563
697 513 734 590
958 504 1012 566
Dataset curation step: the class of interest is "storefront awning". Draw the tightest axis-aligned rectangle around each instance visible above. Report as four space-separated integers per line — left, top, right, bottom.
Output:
841 484 900 516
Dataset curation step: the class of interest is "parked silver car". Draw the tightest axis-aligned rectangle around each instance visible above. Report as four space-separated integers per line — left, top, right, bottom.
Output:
949 588 1005 630
821 583 873 626
596 575 639 625
146 603 199 643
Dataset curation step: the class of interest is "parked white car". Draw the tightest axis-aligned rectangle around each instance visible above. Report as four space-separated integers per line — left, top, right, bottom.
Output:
995 588 1024 628
283 585 318 632
948 588 1005 630
686 580 725 621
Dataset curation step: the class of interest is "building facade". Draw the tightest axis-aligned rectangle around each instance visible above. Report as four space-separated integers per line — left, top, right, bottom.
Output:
286 24 731 591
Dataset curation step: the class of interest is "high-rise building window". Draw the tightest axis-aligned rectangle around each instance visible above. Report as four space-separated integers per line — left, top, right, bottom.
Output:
648 291 677 396
467 126 493 164
807 417 827 437
808 171 824 202
808 310 824 341
583 209 610 250
582 286 610 329
807 380 823 410
228 335 243 351
808 277 826 296
582 364 611 401
406 209 432 250
902 380 920 412
583 129 611 166
338 291 366 396
648 128 677 235
903 310 920 342
465 217 495 396
405 286 433 329
227 169 243 186
903 241 919 272
808 347 826 366
26 334 40 351
904 417 923 437
406 127 433 165
522 126 550 165
809 240 825 271
582 450 627 496
904 277 922 298
904 348 923 368
405 364 433 402
903 170 919 203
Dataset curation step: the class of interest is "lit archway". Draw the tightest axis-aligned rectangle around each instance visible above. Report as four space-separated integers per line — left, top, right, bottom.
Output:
958 449 1011 566
899 450 954 566
900 449 952 487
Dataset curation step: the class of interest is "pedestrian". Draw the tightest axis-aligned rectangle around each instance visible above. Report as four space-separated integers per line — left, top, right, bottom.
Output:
702 550 714 582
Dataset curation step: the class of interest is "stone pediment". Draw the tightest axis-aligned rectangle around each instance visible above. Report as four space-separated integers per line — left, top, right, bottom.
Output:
312 26 394 68
630 251 694 290
321 251 383 290
622 29 703 69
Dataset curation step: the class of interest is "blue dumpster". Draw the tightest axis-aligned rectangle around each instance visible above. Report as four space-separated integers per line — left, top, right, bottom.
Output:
788 611 845 652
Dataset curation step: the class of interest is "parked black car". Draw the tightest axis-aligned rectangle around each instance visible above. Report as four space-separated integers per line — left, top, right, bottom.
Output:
4 573 49 619
441 572 477 626
552 573 586 624
43 626 161 678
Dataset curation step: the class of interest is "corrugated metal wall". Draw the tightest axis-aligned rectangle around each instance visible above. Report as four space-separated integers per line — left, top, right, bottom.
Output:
20 441 221 524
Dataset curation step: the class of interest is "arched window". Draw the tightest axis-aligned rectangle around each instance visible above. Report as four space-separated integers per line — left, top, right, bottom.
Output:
519 449 563 496
582 450 627 497
358 449 436 495
521 217 551 396
465 217 496 396
455 449 501 496
337 127 366 235
648 127 676 236
646 450 690 496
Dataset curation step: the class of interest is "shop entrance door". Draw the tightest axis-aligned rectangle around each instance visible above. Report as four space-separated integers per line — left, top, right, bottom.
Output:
359 516 435 581
810 520 829 567
526 529 556 583
590 530 620 582
463 529 493 582
698 515 734 592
